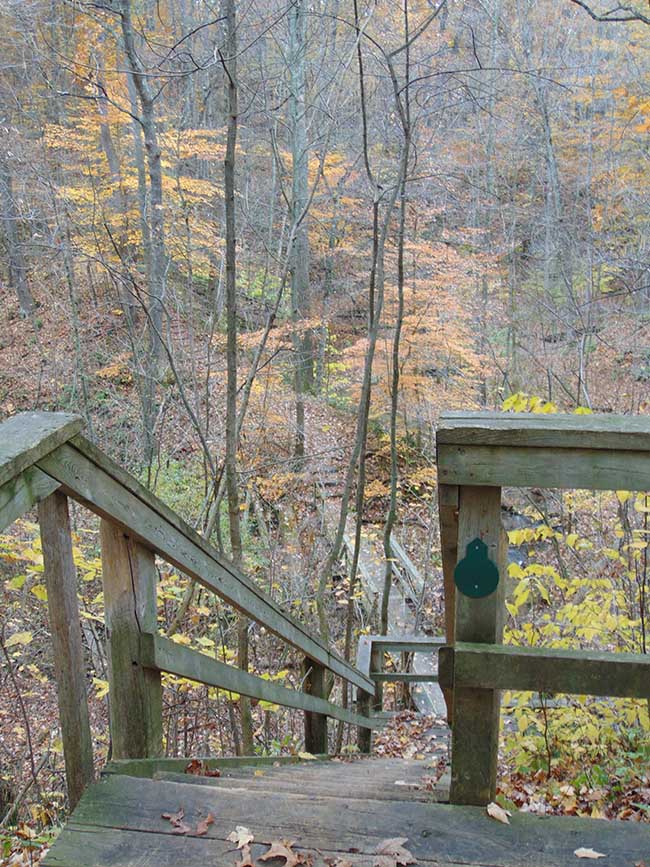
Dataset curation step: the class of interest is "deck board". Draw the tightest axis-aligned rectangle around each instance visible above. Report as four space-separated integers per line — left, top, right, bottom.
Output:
44 766 650 867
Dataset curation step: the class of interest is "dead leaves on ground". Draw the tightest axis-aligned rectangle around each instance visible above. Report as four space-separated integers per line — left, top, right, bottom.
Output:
260 839 311 866
160 806 213 836
373 837 416 867
486 801 511 825
185 758 221 777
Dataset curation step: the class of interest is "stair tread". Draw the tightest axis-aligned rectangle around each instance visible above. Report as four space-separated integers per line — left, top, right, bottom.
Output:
43 771 650 867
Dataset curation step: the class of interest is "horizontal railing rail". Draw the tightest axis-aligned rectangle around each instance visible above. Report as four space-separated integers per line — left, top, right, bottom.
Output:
436 409 650 808
0 411 378 808
354 634 445 750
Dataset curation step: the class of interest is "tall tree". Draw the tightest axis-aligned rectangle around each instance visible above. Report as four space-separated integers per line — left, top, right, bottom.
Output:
222 0 254 756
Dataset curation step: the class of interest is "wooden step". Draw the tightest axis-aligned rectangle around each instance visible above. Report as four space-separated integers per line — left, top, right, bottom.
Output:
44 772 650 867
153 769 449 803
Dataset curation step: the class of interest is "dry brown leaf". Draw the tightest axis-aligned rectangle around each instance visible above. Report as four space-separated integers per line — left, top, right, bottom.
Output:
373 837 416 867
196 813 215 836
161 808 184 825
574 848 607 859
259 839 307 866
185 758 221 777
228 826 255 848
486 802 511 825
236 843 258 867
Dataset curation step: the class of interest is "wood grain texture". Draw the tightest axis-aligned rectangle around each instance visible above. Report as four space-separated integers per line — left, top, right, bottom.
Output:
139 633 376 729
303 657 328 753
438 410 650 451
437 483 458 722
0 412 83 486
101 522 163 759
0 465 60 531
448 642 650 699
38 492 94 809
438 443 650 490
43 772 650 867
104 754 332 777
37 442 373 692
450 486 506 807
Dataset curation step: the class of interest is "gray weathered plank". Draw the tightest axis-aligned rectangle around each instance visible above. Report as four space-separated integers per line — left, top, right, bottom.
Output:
438 410 650 451
37 441 373 693
450 486 506 806
104 754 331 777
43 824 488 867
443 642 650 699
371 672 439 683
438 443 650 490
44 774 650 867
101 522 163 759
0 465 60 531
0 412 83 486
38 491 94 809
139 633 376 729
365 635 446 652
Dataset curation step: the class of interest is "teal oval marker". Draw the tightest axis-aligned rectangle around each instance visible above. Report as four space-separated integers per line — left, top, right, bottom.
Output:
454 537 499 598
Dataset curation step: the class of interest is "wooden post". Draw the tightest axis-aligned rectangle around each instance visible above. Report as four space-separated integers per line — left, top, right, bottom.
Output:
38 492 94 810
438 483 459 723
449 485 506 806
100 520 162 759
356 636 375 753
302 658 328 754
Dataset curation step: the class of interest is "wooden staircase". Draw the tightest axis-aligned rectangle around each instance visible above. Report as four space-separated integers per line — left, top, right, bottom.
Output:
44 756 650 867
3 411 650 867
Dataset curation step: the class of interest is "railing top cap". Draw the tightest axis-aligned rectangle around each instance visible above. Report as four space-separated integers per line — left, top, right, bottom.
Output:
437 410 650 452
0 411 84 486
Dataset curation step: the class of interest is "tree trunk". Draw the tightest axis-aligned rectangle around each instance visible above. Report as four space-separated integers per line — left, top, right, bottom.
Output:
222 0 254 756
0 156 35 316
289 0 312 460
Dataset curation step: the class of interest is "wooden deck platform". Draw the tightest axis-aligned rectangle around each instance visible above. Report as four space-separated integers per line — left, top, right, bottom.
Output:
44 758 650 867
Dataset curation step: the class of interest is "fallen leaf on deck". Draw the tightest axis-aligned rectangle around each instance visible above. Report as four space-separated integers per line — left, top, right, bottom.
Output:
196 813 215 836
228 826 255 848
236 843 258 867
298 751 317 760
373 837 416 867
259 839 308 866
574 848 607 859
254 770 266 777
161 807 191 835
185 758 221 777
487 802 511 825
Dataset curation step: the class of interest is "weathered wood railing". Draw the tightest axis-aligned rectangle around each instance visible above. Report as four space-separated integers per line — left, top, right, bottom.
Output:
436 410 650 807
355 634 445 751
0 412 377 809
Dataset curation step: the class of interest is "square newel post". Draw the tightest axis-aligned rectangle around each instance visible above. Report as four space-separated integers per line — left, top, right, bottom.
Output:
449 485 506 806
356 637 380 753
302 658 328 754
100 520 162 759
38 491 94 810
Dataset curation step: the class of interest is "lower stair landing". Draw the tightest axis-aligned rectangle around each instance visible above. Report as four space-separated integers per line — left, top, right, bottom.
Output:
44 757 650 867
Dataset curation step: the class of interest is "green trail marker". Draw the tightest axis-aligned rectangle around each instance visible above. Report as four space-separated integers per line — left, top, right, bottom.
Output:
454 537 499 599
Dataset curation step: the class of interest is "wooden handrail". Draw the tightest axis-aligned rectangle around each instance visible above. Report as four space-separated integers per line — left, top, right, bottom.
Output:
0 411 378 804
436 409 650 808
